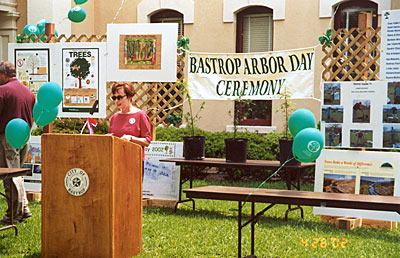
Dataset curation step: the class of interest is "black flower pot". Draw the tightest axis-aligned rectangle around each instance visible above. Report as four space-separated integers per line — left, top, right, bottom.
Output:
225 138 248 163
279 139 300 165
183 136 206 160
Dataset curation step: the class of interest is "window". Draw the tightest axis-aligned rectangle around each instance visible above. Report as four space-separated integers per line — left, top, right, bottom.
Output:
236 6 273 126
150 10 184 36
334 0 378 30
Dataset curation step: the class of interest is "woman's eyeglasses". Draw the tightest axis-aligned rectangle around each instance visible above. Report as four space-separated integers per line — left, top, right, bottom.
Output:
111 95 126 101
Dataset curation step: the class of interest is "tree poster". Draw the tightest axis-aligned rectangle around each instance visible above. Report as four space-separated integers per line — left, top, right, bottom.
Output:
61 46 102 116
13 48 50 95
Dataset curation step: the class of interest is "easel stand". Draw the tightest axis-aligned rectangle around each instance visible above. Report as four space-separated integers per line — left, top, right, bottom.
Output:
41 134 143 258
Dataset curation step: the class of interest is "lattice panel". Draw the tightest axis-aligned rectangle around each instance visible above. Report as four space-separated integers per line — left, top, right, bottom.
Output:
24 34 185 130
321 27 381 82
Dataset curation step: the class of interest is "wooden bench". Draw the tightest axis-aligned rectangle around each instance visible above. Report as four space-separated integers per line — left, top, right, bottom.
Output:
184 186 400 258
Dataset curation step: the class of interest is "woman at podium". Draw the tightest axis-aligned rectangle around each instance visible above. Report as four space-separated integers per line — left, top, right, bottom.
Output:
109 82 152 159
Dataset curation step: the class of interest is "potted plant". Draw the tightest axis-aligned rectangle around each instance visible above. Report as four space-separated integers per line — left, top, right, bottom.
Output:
277 85 300 165
178 80 206 160
224 94 250 163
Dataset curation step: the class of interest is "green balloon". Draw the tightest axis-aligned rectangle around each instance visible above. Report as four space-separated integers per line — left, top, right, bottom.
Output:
37 82 63 111
33 103 58 127
74 0 88 4
5 118 30 149
288 109 316 137
292 128 324 163
68 6 87 23
22 24 40 41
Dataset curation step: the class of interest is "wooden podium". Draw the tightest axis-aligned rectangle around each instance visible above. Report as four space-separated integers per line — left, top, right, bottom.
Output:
41 134 143 258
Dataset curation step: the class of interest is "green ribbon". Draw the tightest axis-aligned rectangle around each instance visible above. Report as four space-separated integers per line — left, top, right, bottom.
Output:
318 29 332 48
15 34 26 43
177 37 190 57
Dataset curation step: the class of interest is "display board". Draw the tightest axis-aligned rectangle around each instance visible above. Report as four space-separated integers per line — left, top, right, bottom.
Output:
321 81 400 149
143 141 183 200
314 149 400 221
380 9 400 80
8 42 107 118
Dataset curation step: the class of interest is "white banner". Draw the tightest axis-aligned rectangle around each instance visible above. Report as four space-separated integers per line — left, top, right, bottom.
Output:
187 47 315 100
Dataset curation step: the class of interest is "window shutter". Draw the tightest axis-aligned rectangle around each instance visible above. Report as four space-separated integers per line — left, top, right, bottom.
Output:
152 17 184 36
242 13 272 53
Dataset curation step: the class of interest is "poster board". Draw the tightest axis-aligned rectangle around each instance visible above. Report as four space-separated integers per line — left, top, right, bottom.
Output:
8 43 53 96
314 149 400 221
8 42 107 118
380 9 400 80
143 141 183 200
321 81 400 149
59 42 107 118
23 136 42 192
106 23 178 82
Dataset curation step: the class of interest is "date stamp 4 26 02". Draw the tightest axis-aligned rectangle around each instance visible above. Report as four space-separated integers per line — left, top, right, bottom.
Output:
301 237 348 249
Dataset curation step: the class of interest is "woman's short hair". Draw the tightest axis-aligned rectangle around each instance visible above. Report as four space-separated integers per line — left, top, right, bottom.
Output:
0 61 16 77
111 82 135 98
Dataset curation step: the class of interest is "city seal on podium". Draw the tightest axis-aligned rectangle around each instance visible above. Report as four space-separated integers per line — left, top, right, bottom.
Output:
64 168 90 196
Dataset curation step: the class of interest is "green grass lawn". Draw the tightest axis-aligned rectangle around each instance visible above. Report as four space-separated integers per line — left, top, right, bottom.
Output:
0 180 399 258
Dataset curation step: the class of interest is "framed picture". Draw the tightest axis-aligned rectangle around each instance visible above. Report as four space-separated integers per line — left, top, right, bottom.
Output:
107 23 178 82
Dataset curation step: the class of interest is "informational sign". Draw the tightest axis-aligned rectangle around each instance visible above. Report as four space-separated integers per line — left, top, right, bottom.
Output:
321 81 400 149
143 141 183 200
380 9 400 80
59 42 106 118
314 149 400 221
61 44 105 116
107 23 178 82
9 45 50 95
187 47 315 100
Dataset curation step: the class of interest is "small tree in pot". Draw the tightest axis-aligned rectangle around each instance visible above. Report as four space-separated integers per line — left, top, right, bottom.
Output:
277 85 299 164
178 80 206 160
225 93 250 163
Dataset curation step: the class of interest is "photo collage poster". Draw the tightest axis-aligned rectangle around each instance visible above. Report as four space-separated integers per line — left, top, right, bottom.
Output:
14 48 50 96
314 149 400 221
321 81 400 149
62 47 100 113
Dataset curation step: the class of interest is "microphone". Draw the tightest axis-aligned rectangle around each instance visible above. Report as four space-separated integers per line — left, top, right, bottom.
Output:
89 100 99 115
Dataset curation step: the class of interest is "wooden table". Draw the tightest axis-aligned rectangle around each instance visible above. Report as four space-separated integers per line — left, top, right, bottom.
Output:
160 158 315 216
0 168 31 236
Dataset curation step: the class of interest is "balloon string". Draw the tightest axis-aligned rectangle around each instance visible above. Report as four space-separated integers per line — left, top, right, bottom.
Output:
230 157 295 212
